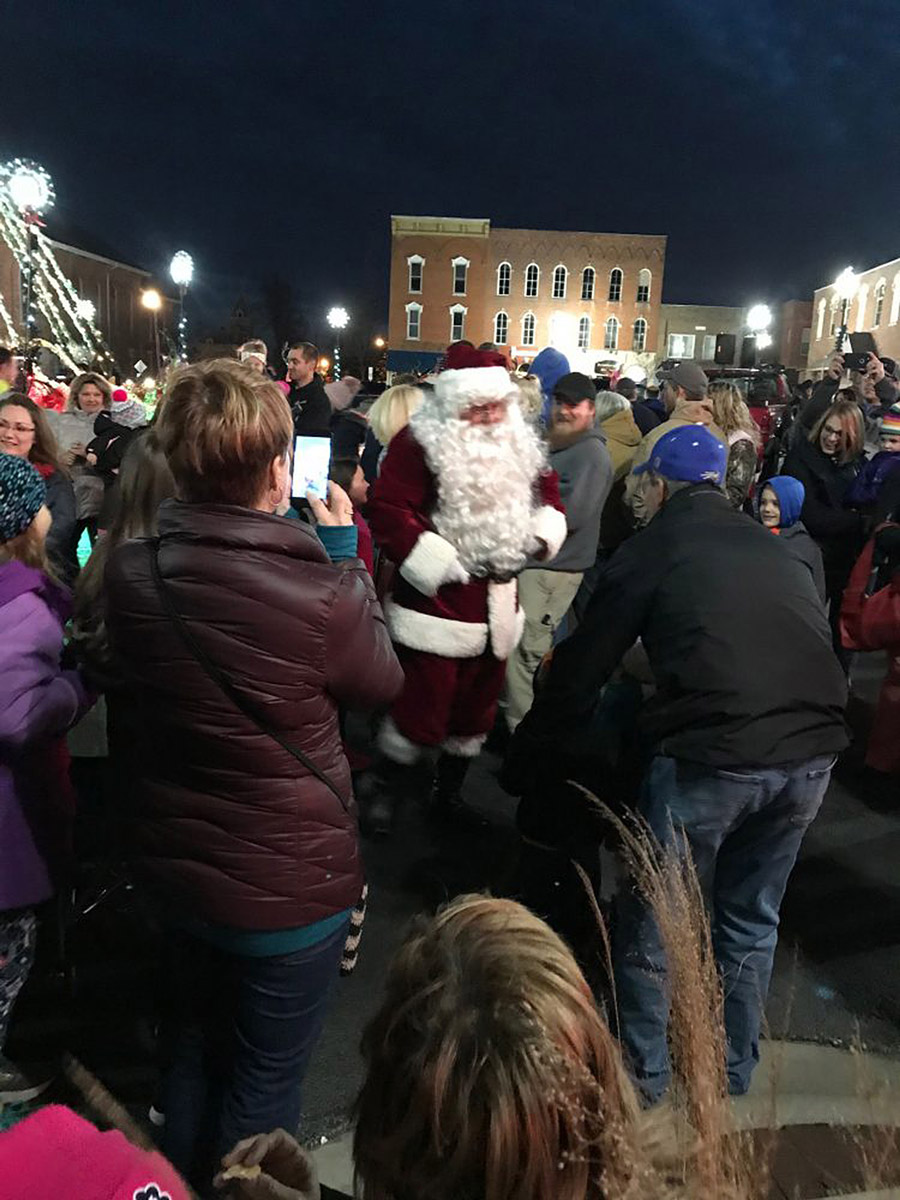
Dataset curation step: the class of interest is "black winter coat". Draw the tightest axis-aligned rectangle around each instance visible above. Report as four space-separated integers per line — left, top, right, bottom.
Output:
509 485 847 775
105 500 404 930
777 522 827 603
44 469 77 585
781 437 865 592
289 375 332 436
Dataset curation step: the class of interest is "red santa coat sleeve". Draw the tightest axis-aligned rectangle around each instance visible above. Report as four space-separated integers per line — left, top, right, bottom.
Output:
841 537 900 652
367 427 465 598
532 467 568 562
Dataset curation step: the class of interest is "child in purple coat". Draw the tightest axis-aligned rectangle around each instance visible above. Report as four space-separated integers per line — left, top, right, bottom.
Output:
0 453 90 1102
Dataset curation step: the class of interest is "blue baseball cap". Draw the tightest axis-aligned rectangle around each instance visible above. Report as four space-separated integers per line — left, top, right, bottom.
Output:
631 424 727 485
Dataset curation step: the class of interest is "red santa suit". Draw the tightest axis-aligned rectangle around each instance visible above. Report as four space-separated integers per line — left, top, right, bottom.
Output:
367 360 566 763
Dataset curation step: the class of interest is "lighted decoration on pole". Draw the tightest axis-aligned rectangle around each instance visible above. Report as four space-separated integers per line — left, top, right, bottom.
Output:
169 251 193 360
75 297 96 323
2 159 55 364
327 306 349 379
833 266 858 353
141 288 162 374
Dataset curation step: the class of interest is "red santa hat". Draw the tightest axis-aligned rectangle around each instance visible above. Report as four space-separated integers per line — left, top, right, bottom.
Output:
434 344 518 415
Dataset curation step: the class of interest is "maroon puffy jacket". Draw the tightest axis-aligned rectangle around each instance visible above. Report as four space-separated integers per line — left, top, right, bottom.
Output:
105 501 403 930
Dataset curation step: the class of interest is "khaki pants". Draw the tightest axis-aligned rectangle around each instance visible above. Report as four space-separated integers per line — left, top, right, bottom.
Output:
505 568 583 731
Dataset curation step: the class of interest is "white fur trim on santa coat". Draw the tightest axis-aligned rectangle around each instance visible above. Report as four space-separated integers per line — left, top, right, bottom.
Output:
435 366 520 414
442 733 487 757
377 716 422 765
533 505 568 563
385 599 488 658
399 531 462 598
487 580 525 661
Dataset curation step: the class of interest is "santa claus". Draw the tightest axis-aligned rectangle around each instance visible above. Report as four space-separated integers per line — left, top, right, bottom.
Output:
364 345 566 833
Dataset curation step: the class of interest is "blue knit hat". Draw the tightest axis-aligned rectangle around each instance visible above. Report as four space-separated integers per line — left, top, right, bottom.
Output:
0 453 46 543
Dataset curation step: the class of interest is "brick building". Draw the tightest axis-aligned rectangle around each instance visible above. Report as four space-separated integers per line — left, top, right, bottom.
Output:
658 299 812 374
807 257 900 376
387 215 666 374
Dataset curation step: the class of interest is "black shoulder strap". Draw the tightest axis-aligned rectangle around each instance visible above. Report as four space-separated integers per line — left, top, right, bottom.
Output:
148 541 349 811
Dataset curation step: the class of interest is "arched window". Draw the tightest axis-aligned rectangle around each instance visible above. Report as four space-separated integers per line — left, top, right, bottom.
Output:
449 303 467 342
521 311 536 347
407 254 424 294
632 317 647 353
608 268 623 302
497 262 511 296
552 264 568 299
581 266 595 301
816 298 826 341
604 316 620 351
577 315 591 350
494 311 509 345
636 268 651 303
405 301 422 341
524 263 540 298
892 274 900 326
873 280 886 327
829 296 840 337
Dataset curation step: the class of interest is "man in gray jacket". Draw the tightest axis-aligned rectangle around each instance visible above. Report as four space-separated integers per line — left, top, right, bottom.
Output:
505 372 613 730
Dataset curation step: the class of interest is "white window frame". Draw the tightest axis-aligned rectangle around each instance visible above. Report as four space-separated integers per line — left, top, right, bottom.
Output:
873 278 887 328
666 332 695 359
496 261 511 296
521 311 536 347
552 264 568 300
581 266 595 301
449 302 467 342
494 310 509 345
816 298 826 341
855 283 869 332
524 262 540 298
608 267 623 302
604 316 620 351
405 301 422 341
636 268 651 303
451 256 470 297
633 317 647 352
829 296 840 336
406 254 424 294
891 274 900 326
577 315 591 350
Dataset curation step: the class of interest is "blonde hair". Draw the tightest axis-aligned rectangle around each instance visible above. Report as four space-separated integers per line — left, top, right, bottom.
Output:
810 397 865 464
513 374 543 423
354 895 643 1200
154 358 292 508
0 519 52 575
368 384 424 445
707 381 761 447
68 372 112 412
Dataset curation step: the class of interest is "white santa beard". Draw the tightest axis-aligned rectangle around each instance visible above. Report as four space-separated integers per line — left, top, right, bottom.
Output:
411 402 547 576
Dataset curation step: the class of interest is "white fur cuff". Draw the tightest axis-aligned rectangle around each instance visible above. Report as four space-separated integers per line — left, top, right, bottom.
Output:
487 580 525 661
533 505 568 562
399 531 461 597
385 600 488 658
377 716 422 765
442 733 486 757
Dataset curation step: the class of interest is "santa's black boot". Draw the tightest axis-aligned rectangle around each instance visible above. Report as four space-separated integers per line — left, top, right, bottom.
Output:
429 754 488 829
357 758 411 838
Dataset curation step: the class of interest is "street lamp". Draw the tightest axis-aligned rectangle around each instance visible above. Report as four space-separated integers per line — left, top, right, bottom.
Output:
373 336 385 349
746 304 773 365
169 250 193 360
141 288 162 373
833 266 858 352
327 306 349 379
2 158 55 366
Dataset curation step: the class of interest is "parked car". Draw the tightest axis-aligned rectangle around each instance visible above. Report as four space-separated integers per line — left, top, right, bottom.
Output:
655 361 790 444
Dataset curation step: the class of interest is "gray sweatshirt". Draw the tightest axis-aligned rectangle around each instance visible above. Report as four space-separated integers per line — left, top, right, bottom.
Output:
542 428 613 572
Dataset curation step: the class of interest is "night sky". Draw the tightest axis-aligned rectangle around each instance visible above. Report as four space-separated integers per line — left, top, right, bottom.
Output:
6 0 900 341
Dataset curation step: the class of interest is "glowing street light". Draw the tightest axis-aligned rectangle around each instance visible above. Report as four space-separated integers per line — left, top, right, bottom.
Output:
3 158 55 215
76 297 96 323
141 289 162 372
327 307 350 378
833 266 857 351
373 336 385 349
169 251 193 360
747 304 772 334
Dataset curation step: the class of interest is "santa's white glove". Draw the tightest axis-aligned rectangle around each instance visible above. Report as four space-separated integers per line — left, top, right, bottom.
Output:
442 558 470 587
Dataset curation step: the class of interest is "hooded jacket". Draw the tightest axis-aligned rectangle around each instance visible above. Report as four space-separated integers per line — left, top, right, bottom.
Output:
105 500 403 930
630 396 727 472
763 474 827 602
542 427 614 572
528 348 570 425
600 406 642 481
0 561 88 910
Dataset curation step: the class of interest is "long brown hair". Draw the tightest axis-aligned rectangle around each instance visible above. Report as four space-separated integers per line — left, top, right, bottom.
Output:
0 392 67 475
809 396 865 464
0 520 52 575
354 895 645 1200
73 431 175 676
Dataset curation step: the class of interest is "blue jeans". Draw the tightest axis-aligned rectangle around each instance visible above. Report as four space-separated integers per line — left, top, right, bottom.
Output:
613 753 833 1101
160 920 349 1191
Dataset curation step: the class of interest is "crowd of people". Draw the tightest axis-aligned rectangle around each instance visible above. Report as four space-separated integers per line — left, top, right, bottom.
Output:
0 331 898 1198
